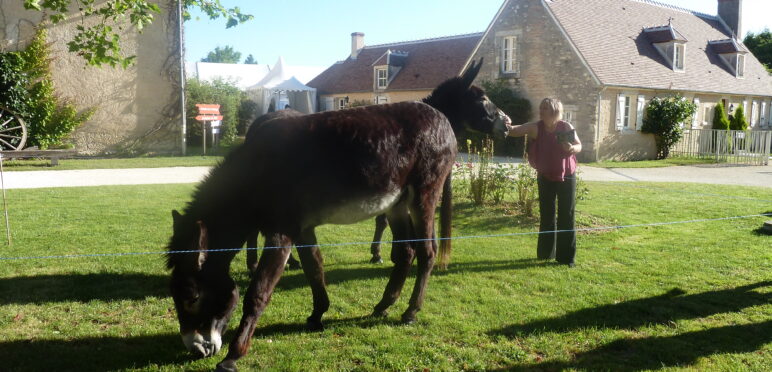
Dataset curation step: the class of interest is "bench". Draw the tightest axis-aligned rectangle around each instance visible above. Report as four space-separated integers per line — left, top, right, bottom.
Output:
0 149 78 166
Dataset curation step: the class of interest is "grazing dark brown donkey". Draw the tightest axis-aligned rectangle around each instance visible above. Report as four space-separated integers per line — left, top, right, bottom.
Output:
166 60 509 372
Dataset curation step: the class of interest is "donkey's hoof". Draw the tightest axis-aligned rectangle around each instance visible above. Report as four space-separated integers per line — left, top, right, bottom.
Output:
215 360 238 372
369 256 383 264
371 309 388 318
401 313 417 325
306 317 324 332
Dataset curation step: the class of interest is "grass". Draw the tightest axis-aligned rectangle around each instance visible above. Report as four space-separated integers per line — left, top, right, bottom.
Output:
0 181 770 371
584 157 724 168
1 155 222 171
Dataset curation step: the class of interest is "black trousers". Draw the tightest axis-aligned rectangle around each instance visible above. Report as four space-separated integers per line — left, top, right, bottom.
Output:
537 173 576 264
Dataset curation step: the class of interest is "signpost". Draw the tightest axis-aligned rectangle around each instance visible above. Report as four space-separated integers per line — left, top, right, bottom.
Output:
195 104 223 155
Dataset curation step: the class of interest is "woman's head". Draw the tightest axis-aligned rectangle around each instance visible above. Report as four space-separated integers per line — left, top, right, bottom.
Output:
539 98 562 123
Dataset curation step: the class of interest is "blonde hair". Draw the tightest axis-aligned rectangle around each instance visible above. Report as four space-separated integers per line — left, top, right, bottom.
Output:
539 98 563 121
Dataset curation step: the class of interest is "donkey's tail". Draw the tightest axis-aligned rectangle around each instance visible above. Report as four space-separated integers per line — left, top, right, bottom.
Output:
437 172 453 270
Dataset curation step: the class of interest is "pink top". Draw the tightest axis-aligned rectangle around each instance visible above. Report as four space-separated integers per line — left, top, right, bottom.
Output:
527 120 577 182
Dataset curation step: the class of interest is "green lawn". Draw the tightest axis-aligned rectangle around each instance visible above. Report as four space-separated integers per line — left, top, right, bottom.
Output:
1 155 222 171
584 157 723 168
0 181 770 371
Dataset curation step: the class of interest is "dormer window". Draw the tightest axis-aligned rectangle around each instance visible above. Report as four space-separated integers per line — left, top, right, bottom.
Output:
375 67 388 89
643 24 687 72
709 39 748 78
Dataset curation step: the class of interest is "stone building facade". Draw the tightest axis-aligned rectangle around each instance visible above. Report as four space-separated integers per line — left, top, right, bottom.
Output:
0 0 182 154
467 0 772 161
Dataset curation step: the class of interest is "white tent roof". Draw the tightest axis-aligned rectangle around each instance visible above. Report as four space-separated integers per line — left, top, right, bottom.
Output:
194 62 270 90
247 57 315 92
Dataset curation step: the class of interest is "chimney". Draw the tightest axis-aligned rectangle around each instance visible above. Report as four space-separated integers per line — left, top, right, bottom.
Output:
717 0 743 38
351 32 365 60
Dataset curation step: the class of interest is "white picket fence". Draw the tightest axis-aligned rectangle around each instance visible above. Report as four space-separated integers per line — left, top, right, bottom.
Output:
671 129 772 166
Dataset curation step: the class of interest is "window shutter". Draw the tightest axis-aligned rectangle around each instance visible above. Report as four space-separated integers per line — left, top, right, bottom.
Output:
323 97 334 111
616 94 625 131
636 95 645 131
691 98 700 128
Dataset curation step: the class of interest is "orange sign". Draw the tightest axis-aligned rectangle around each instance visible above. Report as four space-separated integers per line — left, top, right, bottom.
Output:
195 104 222 121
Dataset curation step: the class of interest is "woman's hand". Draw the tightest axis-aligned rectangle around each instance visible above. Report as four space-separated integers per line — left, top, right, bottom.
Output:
560 141 574 153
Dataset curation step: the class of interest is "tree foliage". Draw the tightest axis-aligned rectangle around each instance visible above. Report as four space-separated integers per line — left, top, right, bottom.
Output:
0 29 94 149
641 95 696 159
201 45 241 63
23 0 252 68
729 105 749 131
743 29 772 73
712 103 730 130
243 54 257 64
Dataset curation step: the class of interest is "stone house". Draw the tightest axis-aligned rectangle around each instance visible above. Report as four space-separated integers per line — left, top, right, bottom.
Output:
0 0 182 154
307 32 482 110
468 0 772 161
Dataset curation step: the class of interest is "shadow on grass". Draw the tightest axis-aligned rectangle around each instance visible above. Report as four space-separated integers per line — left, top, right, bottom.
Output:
0 272 168 305
491 281 770 337
0 333 192 372
499 320 772 371
271 259 551 291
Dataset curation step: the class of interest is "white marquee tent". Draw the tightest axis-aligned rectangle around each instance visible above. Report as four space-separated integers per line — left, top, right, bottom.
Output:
246 57 317 114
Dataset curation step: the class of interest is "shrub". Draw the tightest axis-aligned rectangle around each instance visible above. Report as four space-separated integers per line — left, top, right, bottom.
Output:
0 28 94 149
712 104 730 130
456 138 517 206
513 162 538 217
641 95 696 159
237 97 259 135
729 105 749 131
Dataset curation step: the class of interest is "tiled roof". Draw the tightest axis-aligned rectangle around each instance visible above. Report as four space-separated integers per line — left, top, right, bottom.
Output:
544 0 772 96
307 33 483 94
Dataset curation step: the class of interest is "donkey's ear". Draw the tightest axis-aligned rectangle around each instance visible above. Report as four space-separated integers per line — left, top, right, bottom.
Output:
172 210 182 227
462 58 484 88
195 220 209 270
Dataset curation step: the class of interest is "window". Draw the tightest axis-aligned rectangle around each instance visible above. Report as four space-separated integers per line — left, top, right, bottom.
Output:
375 67 388 89
737 54 745 77
703 105 712 126
623 96 632 128
674 43 685 71
375 95 388 104
336 97 347 110
502 36 517 73
563 110 575 124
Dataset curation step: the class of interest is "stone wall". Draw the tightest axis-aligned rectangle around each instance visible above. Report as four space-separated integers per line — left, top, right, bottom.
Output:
470 0 601 162
319 90 431 110
0 0 182 154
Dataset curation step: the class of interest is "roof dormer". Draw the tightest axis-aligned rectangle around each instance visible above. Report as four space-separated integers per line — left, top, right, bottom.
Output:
372 49 409 90
644 24 688 72
709 38 748 78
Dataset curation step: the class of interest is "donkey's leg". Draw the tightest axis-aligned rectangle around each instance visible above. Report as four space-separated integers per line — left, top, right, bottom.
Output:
295 228 329 331
246 231 259 275
369 214 388 264
401 191 439 324
217 233 291 372
372 205 415 317
286 252 302 270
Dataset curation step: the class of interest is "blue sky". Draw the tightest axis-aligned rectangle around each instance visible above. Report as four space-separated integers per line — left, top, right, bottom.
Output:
184 0 772 68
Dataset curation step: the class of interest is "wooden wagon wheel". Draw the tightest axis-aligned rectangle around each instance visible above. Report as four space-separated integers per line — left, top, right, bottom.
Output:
0 106 27 151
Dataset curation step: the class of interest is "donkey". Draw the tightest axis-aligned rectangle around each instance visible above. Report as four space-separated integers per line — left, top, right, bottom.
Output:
166 60 510 371
243 109 386 271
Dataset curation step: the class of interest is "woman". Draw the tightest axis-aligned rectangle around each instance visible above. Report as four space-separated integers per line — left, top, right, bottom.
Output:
506 98 581 267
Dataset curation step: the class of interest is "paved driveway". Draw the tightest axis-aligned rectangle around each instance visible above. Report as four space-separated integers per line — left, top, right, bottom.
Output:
2 163 771 189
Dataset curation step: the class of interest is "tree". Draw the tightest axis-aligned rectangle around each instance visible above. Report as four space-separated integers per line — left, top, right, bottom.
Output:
743 29 772 73
641 95 697 159
22 0 252 68
244 54 257 64
201 46 242 63
712 103 730 130
729 105 749 130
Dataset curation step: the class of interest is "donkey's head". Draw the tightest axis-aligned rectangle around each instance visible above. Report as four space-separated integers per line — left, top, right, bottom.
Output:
166 210 238 358
424 58 511 139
